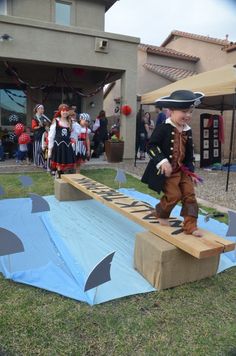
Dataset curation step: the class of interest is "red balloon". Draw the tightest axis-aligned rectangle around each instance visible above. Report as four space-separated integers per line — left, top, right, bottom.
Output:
18 133 30 145
121 105 132 116
14 123 25 136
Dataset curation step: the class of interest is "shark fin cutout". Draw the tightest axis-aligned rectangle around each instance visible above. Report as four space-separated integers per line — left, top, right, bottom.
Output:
0 227 24 256
115 169 127 184
226 211 236 236
84 251 115 292
19 175 33 187
29 194 50 213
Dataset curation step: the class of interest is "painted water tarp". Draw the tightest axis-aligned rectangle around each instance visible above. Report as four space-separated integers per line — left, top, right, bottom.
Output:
0 190 235 305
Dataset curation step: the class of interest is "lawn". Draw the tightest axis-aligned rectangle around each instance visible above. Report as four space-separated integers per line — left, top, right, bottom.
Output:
0 169 235 355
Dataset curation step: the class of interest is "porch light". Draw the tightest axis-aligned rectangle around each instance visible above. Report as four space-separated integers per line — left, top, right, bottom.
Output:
0 34 13 42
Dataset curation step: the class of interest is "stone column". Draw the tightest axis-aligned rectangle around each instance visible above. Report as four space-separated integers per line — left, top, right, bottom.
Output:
120 68 137 159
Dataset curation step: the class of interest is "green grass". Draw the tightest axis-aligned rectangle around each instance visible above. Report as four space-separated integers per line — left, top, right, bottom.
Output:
0 172 54 199
0 169 235 355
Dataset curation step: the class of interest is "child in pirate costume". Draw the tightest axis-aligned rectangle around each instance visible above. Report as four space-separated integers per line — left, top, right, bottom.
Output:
76 113 91 171
48 104 76 178
141 90 204 237
31 104 51 167
41 121 51 172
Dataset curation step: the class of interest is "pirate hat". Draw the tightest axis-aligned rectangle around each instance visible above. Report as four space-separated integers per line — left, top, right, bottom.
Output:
155 90 204 109
79 113 91 122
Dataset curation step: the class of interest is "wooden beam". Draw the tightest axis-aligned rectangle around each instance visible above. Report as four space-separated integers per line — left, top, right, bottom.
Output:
61 174 235 259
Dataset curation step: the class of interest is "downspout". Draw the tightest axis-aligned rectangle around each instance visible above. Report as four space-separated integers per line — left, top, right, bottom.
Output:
134 103 142 167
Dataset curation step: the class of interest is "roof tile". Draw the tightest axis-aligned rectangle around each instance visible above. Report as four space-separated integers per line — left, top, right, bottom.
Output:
143 63 197 82
161 30 229 47
139 43 199 62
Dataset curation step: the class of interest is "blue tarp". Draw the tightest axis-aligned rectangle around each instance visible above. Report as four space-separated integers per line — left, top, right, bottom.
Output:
0 190 235 305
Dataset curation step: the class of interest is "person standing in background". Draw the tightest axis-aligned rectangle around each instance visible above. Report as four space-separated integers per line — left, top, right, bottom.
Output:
31 104 50 167
91 110 108 158
41 122 51 172
155 106 166 127
75 113 91 172
144 112 155 140
136 112 149 160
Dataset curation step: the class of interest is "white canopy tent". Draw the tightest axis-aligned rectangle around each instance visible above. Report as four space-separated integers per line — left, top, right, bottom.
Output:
140 64 236 191
141 64 236 110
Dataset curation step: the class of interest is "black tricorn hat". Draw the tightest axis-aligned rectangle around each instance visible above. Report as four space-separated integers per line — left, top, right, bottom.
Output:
155 90 204 109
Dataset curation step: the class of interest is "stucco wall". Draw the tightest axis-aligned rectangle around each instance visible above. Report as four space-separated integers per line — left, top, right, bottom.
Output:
0 17 137 70
164 37 235 72
226 51 236 64
9 0 52 22
7 0 105 30
103 80 121 117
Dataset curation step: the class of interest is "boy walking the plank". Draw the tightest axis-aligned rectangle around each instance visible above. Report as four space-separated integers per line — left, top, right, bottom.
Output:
142 90 204 237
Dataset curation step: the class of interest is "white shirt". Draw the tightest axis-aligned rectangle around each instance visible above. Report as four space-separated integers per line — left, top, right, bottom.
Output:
48 119 81 150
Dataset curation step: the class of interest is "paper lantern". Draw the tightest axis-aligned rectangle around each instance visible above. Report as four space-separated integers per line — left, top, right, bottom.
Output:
73 68 86 76
121 105 132 116
14 123 25 136
18 133 30 145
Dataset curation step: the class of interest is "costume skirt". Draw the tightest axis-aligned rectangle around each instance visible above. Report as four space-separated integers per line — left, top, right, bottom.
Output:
33 139 44 167
51 140 75 172
76 139 87 163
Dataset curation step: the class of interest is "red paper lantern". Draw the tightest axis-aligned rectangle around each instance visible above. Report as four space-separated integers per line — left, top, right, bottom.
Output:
18 133 30 145
73 68 86 76
121 105 132 116
14 123 25 136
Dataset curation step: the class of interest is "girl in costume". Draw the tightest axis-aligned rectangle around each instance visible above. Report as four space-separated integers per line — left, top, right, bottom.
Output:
142 90 204 237
31 104 51 167
48 104 76 178
76 113 91 172
41 121 51 172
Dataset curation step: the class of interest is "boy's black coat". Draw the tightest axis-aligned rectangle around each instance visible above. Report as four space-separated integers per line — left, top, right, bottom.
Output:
141 122 195 193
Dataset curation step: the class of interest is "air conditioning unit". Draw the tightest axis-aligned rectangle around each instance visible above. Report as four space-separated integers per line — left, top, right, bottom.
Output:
95 38 109 53
99 39 108 49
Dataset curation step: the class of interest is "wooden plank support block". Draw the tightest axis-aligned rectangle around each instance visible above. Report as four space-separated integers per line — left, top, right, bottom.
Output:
61 173 235 259
54 178 92 201
134 231 220 290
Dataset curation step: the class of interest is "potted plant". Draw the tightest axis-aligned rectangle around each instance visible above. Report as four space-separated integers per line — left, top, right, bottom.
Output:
105 135 124 163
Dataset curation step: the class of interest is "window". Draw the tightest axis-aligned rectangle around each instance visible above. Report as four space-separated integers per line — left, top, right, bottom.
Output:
0 89 27 126
0 0 7 15
55 1 71 26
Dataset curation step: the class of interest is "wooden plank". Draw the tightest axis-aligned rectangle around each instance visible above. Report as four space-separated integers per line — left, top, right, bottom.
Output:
61 174 235 259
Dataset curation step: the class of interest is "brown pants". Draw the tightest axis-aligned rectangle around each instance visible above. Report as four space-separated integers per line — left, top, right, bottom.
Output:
155 171 198 234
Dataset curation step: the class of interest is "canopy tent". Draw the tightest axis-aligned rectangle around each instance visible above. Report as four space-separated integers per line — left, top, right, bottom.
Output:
141 64 236 110
140 64 236 191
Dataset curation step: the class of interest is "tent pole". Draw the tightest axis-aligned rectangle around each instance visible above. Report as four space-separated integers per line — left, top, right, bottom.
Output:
226 91 236 191
134 103 142 167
